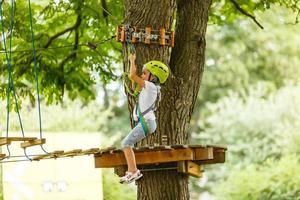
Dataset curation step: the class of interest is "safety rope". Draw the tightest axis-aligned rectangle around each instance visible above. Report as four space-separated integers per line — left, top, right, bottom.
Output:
121 24 140 97
0 1 123 162
27 0 48 156
0 0 30 161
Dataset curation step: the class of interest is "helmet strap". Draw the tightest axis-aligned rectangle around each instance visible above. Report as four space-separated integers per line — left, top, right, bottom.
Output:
150 76 159 85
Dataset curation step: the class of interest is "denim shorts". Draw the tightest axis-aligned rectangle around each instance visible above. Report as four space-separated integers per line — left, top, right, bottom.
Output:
121 119 157 148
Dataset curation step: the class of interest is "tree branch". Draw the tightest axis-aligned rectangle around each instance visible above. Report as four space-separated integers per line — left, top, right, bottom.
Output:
43 13 82 48
58 13 82 96
229 0 264 29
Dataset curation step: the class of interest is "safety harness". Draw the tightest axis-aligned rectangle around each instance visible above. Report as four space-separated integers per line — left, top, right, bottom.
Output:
135 85 160 135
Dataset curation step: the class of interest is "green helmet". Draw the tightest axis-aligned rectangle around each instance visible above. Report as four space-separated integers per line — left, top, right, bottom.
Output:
143 60 169 84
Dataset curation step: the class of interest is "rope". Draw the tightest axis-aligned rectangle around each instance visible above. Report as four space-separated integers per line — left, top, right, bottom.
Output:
27 0 47 156
0 0 29 160
121 25 140 97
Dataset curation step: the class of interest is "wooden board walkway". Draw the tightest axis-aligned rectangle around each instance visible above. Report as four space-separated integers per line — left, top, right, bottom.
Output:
94 145 227 177
0 137 46 148
1 144 226 177
94 145 226 167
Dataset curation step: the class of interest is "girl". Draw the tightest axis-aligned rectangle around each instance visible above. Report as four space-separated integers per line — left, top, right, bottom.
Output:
120 54 169 184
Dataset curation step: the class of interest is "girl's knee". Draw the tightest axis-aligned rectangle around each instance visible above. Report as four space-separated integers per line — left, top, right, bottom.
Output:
121 138 134 149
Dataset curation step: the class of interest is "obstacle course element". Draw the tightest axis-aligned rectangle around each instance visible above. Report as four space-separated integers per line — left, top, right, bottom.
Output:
116 25 175 47
0 137 46 148
0 144 226 178
31 147 116 161
0 137 46 159
94 145 226 178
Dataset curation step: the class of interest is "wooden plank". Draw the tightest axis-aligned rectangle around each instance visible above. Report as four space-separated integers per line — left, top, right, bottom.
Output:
159 28 165 45
195 150 226 165
187 144 207 148
81 148 101 155
100 147 116 154
32 150 64 161
95 148 194 168
60 149 82 157
0 137 37 141
0 139 11 146
135 146 151 152
170 31 175 47
144 27 151 44
171 144 189 149
21 139 46 148
135 145 172 152
194 147 214 161
148 145 172 150
0 154 6 159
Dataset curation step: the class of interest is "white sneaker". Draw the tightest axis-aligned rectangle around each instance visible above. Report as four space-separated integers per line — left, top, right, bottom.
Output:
119 170 143 184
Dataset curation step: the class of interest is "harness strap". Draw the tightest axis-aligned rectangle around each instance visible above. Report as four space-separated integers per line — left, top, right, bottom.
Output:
137 105 149 136
136 86 160 135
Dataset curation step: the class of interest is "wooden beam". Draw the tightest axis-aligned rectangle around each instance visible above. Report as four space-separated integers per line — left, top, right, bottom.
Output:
0 137 37 141
195 149 226 165
177 161 203 178
95 148 194 168
21 139 46 148
0 139 11 146
186 161 203 178
194 147 214 160
0 153 6 159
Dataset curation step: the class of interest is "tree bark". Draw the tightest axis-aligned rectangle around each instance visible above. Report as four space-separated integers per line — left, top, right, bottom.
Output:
123 0 212 199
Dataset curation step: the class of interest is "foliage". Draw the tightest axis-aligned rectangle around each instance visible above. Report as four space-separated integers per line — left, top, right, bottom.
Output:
190 84 300 199
102 169 136 200
0 0 123 104
0 98 130 138
198 7 300 106
197 84 300 165
214 154 300 200
210 0 300 26
1 0 299 106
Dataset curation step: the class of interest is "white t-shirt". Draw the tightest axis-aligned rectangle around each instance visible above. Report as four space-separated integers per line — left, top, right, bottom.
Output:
133 81 160 121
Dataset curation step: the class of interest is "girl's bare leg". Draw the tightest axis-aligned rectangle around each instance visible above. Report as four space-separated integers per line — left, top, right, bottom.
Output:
123 147 138 172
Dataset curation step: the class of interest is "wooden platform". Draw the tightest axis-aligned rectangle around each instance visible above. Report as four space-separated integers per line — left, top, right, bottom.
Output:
0 144 226 177
94 145 226 177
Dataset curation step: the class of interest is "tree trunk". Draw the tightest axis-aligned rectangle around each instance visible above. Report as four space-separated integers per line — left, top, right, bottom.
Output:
123 0 212 199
